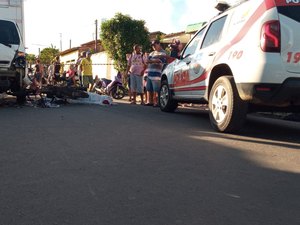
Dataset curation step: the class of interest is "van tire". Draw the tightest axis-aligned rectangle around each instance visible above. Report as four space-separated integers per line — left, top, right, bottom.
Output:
209 76 248 133
16 89 26 105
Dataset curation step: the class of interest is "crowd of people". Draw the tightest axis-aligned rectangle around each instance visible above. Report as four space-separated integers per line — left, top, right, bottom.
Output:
126 39 183 107
28 39 183 104
29 51 96 93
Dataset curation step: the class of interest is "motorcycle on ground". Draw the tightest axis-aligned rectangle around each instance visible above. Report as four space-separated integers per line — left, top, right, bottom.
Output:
93 72 126 99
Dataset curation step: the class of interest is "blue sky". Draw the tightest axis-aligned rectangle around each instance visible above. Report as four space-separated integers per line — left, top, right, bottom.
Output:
24 0 220 55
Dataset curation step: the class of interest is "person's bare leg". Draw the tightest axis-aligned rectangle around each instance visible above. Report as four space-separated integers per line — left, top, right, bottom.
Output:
153 92 158 106
131 91 137 104
147 92 153 105
140 93 144 104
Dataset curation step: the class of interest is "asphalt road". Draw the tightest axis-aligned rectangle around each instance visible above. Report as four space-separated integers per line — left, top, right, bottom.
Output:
1 98 300 225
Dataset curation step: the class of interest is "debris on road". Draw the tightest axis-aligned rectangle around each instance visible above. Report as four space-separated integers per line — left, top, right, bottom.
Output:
68 92 114 106
1 85 114 108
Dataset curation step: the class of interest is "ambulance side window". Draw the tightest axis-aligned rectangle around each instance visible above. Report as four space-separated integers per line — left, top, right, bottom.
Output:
201 16 227 49
182 27 206 58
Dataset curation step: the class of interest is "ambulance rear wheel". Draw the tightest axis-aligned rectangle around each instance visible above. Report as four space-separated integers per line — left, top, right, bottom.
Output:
209 76 248 133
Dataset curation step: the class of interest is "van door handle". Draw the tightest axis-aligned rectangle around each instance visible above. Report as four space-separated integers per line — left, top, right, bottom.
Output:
186 61 191 65
209 52 216 56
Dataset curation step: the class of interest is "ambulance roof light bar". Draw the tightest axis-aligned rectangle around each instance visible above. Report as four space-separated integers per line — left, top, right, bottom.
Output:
215 0 249 12
215 1 231 12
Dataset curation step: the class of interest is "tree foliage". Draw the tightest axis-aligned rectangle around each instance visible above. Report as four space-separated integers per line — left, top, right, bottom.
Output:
39 46 60 65
100 13 150 72
26 53 36 66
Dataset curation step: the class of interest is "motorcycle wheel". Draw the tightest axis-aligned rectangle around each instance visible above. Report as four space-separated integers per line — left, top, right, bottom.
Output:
110 86 126 99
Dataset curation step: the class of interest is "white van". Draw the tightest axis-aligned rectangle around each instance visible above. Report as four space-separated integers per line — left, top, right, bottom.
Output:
0 0 26 102
160 0 300 132
0 18 26 102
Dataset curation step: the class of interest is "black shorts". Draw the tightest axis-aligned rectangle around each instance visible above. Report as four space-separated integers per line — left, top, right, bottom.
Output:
34 73 42 82
54 73 60 80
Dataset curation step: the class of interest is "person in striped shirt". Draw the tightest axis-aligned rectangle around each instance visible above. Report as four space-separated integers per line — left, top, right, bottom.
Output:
146 40 167 107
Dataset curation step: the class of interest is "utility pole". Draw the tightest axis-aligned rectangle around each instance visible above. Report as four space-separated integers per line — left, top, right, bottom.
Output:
95 19 98 52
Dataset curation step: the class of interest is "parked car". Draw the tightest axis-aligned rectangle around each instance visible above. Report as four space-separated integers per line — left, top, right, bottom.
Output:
159 0 300 133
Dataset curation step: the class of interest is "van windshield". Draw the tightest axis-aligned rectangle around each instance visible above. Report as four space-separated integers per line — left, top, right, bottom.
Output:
277 6 300 22
0 20 20 45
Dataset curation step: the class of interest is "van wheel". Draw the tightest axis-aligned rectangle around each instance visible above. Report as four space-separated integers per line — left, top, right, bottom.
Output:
209 76 248 133
16 89 27 105
159 80 178 112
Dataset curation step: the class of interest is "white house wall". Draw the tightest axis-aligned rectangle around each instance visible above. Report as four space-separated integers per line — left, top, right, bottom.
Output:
60 50 117 79
91 52 117 80
60 50 79 71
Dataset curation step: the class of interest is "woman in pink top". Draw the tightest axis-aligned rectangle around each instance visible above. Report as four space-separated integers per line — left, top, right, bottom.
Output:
66 64 76 86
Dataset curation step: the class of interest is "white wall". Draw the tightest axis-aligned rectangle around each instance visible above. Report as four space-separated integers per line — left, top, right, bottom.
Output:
60 50 79 71
60 50 117 79
91 52 117 80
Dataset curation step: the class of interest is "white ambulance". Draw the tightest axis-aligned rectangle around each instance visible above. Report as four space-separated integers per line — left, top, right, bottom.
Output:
0 0 26 102
160 0 300 132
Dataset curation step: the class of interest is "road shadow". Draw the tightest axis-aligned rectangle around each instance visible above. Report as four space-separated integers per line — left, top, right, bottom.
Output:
113 101 300 148
168 105 300 147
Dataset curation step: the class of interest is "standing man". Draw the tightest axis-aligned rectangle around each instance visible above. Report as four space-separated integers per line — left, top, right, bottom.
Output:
53 56 61 83
47 60 54 84
76 51 85 87
146 40 167 107
125 44 146 105
169 39 181 59
80 51 94 92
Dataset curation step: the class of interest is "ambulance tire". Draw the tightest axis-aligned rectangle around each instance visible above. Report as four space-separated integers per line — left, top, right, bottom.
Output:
159 79 178 112
209 76 248 133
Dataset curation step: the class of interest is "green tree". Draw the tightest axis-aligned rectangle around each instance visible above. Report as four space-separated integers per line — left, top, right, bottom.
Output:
39 46 59 65
100 13 150 72
26 53 36 66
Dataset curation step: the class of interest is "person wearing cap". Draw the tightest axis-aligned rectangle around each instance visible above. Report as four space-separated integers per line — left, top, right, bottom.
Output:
145 40 167 107
169 39 181 59
80 51 94 91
